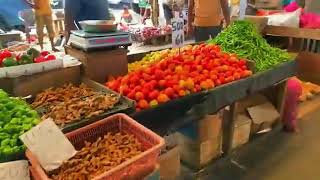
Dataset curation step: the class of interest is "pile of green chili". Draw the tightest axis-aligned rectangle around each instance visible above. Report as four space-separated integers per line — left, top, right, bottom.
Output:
208 20 291 72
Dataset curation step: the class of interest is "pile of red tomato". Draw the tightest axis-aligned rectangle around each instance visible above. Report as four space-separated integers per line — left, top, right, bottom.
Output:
106 44 252 110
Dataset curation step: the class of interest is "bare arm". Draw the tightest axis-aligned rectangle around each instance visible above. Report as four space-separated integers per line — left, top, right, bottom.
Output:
24 0 33 7
24 0 39 9
220 0 230 26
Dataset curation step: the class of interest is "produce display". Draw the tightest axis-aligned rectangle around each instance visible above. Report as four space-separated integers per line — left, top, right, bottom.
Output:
32 84 120 127
0 89 40 157
129 48 179 72
208 20 291 72
128 26 172 42
50 132 143 179
107 44 252 110
7 43 30 52
0 48 56 67
32 84 96 108
296 78 320 102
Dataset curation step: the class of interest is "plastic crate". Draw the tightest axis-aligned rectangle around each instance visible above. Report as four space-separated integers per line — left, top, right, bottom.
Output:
0 149 25 163
26 113 165 180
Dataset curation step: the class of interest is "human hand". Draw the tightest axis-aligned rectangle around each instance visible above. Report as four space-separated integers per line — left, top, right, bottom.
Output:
225 17 230 26
30 4 40 9
187 24 194 36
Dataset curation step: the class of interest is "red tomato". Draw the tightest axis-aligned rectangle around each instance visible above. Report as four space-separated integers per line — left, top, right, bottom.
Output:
0 50 12 59
45 54 56 61
41 51 50 57
34 56 46 63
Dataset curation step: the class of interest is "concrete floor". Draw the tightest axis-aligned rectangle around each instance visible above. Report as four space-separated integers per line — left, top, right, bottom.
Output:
182 110 320 180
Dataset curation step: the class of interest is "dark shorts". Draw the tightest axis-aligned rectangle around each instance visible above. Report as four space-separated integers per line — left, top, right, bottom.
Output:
194 26 222 42
163 4 173 22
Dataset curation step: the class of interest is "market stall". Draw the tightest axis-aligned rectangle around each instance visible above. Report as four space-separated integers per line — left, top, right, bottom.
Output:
0 18 305 179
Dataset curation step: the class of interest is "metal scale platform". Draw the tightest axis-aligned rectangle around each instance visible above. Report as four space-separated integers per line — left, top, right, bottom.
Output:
68 30 132 51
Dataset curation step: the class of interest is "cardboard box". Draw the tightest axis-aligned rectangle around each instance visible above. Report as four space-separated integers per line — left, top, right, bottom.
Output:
0 66 80 97
236 94 269 114
232 114 252 149
176 132 222 170
178 114 222 142
234 94 280 135
65 46 128 83
247 102 280 134
159 146 180 180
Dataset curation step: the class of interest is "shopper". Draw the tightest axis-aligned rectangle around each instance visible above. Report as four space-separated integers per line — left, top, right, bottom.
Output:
187 0 230 42
283 77 302 133
25 0 58 51
230 0 240 18
121 5 133 24
162 0 184 25
19 9 34 43
162 0 173 25
0 0 29 31
64 0 109 43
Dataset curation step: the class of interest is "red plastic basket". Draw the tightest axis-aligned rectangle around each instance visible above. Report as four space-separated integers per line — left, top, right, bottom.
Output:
26 113 165 180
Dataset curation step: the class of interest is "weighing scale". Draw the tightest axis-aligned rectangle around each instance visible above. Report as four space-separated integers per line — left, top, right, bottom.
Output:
68 30 132 51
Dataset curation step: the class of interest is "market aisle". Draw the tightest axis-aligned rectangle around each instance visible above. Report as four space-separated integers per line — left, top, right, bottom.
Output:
182 110 320 180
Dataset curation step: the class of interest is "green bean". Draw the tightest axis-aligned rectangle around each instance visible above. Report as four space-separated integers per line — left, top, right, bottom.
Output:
208 20 291 72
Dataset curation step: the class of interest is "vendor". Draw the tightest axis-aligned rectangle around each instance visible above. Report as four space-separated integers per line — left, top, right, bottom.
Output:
162 0 174 25
187 0 230 42
64 0 110 42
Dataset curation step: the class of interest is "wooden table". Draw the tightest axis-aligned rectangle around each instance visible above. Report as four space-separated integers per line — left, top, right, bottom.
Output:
264 25 320 53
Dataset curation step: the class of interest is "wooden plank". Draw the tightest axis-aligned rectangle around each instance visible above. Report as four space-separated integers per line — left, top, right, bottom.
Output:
276 80 288 122
264 26 320 40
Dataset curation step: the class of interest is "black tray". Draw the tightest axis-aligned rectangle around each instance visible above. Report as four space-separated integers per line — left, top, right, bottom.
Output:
0 148 25 163
31 79 135 133
133 60 296 135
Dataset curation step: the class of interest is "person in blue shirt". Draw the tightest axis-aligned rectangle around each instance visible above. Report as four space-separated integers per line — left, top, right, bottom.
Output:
0 0 30 30
64 0 110 42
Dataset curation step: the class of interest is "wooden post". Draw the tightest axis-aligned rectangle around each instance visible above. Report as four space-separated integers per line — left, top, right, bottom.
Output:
222 103 237 155
151 0 159 26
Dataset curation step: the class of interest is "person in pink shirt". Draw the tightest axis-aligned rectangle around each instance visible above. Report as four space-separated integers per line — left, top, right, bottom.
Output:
283 77 302 133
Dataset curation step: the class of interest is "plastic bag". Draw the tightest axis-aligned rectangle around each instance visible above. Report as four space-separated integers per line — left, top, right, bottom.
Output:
300 13 320 29
267 8 301 28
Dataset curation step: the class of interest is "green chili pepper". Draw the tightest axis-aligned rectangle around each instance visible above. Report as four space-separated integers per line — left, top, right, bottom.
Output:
208 20 291 72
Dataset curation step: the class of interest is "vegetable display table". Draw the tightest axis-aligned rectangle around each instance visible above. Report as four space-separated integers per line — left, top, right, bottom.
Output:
132 60 296 154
